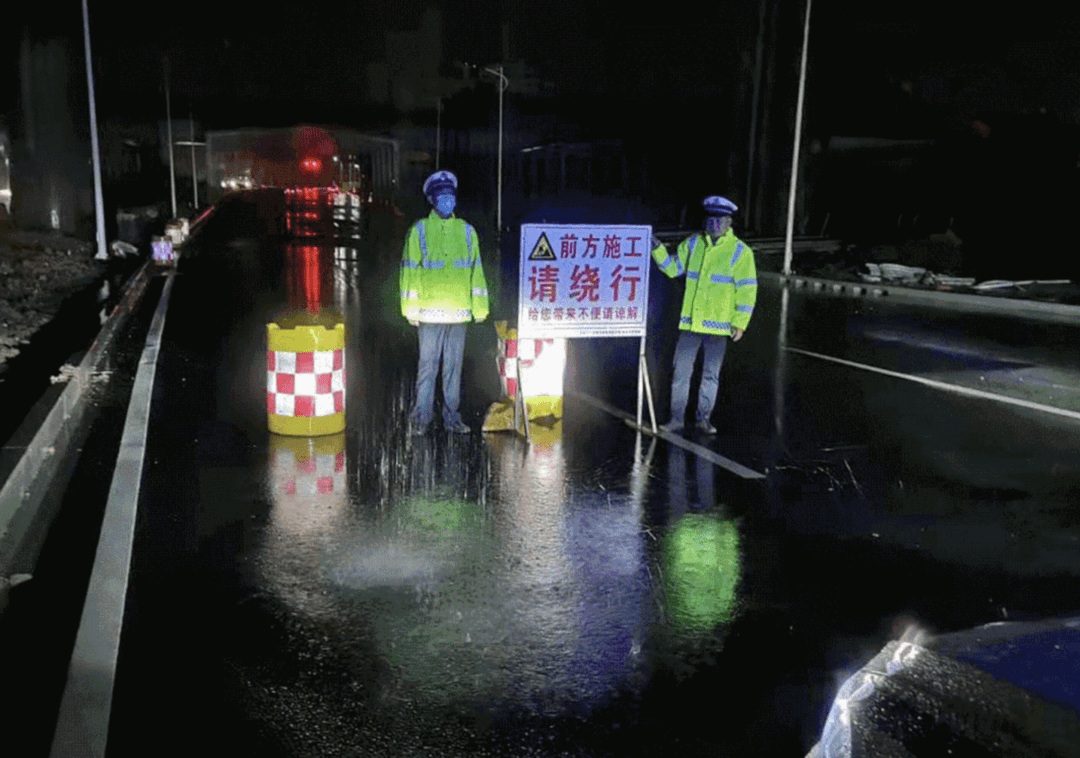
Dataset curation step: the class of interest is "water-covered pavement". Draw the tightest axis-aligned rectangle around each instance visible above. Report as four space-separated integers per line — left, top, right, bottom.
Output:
105 197 1080 756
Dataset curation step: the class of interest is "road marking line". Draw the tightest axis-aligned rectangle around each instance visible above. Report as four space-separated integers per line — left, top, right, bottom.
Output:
567 390 766 480
50 271 175 758
786 347 1080 422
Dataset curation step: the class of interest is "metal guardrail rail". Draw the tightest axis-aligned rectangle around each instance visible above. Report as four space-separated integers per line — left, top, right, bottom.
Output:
0 261 154 576
654 231 843 255
760 271 1080 325
651 231 1079 321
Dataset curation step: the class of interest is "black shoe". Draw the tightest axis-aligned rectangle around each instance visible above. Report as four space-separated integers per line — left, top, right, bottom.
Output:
659 419 684 434
696 419 717 435
445 418 471 434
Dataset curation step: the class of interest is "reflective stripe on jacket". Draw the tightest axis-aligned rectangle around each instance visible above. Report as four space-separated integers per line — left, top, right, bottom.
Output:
651 230 757 336
400 211 489 323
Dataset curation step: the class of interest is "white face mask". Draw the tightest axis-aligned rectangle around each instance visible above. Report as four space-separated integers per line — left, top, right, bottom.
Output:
435 194 457 217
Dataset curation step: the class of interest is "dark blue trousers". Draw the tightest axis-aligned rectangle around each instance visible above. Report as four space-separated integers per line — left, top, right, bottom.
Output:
669 330 728 424
412 323 466 427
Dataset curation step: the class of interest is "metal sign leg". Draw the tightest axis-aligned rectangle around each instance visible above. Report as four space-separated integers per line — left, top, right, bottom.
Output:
639 336 657 433
515 354 531 443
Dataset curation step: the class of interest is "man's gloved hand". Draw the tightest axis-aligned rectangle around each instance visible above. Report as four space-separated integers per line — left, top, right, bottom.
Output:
732 327 744 342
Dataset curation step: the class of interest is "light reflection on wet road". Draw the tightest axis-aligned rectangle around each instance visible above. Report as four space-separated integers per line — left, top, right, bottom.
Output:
107 199 1080 757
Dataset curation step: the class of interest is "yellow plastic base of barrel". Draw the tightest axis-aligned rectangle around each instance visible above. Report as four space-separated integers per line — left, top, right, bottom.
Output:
269 412 345 436
528 419 562 449
267 321 345 351
481 395 563 432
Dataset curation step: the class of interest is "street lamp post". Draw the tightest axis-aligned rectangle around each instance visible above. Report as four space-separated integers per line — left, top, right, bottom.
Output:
189 108 198 208
164 58 177 219
483 65 509 237
81 0 107 260
783 0 812 276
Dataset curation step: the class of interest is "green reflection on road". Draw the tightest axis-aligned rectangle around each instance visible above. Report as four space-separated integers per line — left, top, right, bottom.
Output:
663 513 741 631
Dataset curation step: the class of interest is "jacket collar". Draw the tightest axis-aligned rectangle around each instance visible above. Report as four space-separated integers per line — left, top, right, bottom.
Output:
700 228 732 246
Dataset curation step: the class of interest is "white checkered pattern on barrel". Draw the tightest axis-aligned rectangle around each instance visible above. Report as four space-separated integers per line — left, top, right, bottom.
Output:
497 337 554 398
267 349 345 417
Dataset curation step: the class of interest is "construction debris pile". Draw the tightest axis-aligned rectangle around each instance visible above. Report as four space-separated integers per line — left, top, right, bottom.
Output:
778 236 1079 304
0 231 104 372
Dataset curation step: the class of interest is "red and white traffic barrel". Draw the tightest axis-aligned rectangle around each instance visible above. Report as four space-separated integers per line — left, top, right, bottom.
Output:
267 322 345 436
483 321 566 431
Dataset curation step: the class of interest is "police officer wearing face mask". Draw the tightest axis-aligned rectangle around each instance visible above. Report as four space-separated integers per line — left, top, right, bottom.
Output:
650 196 757 435
401 170 489 434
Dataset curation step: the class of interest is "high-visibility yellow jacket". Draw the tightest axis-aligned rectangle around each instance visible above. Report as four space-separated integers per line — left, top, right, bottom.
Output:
651 230 757 336
400 211 489 323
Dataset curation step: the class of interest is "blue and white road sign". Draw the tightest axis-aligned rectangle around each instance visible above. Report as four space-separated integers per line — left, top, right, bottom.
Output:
518 224 652 337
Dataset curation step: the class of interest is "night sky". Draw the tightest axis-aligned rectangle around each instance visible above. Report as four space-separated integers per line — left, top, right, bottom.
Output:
7 2 1077 130
4 2 1080 274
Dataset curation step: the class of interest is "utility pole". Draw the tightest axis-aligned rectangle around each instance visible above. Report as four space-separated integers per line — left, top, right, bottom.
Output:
164 57 176 218
745 0 768 232
189 108 198 208
783 0 812 276
484 65 508 237
81 0 107 260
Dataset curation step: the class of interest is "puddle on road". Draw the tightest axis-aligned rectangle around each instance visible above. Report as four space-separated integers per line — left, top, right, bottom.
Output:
247 417 744 725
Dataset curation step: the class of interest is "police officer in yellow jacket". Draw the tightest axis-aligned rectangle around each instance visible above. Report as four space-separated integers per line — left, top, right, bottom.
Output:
401 170 489 434
651 196 756 434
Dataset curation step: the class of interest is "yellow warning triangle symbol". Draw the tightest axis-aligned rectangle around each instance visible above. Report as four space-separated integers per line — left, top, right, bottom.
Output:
529 232 556 260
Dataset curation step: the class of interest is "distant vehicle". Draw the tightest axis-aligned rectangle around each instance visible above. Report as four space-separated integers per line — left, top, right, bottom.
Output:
283 186 363 239
205 126 401 238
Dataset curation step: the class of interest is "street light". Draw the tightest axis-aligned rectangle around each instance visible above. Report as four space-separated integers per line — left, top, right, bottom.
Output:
783 0 813 277
436 96 442 170
164 57 176 219
483 65 509 237
81 0 107 259
189 109 198 208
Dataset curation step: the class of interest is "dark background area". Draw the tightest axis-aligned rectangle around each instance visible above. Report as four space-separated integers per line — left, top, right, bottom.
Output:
3 2 1080 279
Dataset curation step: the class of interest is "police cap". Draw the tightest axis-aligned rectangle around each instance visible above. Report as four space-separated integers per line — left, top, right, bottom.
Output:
423 170 458 199
703 196 738 216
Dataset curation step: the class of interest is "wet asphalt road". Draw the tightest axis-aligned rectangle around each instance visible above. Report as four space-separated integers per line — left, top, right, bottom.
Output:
104 198 1080 757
